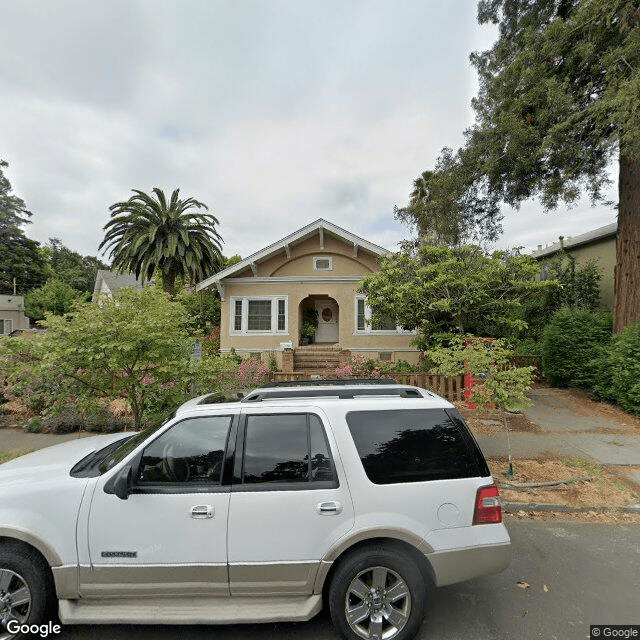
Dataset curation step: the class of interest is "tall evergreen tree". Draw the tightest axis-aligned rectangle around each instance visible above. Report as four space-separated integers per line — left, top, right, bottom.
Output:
435 1 639 330
0 159 46 294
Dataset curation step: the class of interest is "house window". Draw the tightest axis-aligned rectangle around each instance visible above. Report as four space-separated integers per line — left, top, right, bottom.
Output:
354 296 412 335
230 297 288 335
357 299 366 331
248 300 272 331
0 319 11 335
234 301 243 331
313 256 333 271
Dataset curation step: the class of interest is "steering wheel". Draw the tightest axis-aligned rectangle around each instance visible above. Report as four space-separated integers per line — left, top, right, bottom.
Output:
162 443 190 482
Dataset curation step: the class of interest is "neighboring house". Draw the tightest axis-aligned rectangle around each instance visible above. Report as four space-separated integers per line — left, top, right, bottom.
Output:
531 222 617 310
0 295 30 335
196 219 419 371
91 270 146 302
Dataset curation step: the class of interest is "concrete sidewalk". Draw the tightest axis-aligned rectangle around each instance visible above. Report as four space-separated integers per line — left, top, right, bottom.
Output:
474 388 640 469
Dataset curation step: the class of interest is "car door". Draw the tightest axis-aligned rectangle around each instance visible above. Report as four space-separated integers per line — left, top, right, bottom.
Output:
227 408 354 595
82 412 237 597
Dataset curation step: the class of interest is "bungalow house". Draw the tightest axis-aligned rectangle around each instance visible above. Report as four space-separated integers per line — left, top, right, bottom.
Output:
0 295 29 335
531 222 617 310
196 219 418 372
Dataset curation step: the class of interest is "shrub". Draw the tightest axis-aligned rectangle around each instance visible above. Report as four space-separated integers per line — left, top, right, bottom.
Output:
592 324 640 415
542 309 612 387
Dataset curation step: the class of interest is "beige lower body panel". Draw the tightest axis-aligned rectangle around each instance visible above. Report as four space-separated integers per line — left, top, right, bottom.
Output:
59 594 322 625
77 564 229 597
229 562 318 595
427 542 512 587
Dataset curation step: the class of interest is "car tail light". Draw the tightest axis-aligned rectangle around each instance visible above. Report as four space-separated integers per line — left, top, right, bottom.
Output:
473 484 502 524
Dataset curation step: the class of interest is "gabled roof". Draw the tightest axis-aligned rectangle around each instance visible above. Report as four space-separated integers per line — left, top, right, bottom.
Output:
532 222 617 259
196 218 389 291
92 269 145 301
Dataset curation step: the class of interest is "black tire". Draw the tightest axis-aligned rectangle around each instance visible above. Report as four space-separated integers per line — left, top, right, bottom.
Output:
0 543 56 640
328 545 427 640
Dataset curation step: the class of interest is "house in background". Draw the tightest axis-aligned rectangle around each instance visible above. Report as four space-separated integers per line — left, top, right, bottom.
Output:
92 270 146 302
531 222 617 310
196 219 418 373
0 295 29 335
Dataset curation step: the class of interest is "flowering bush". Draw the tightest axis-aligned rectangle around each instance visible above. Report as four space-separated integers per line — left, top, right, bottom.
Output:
237 356 271 385
321 355 383 380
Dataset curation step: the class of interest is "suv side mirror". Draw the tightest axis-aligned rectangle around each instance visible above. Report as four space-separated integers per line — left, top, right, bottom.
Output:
105 465 133 500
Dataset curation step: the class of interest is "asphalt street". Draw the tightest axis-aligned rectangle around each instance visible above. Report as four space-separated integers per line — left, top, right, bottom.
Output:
53 518 640 640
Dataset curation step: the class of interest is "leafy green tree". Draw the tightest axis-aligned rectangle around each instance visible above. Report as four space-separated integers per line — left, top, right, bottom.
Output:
0 159 46 293
524 252 602 339
43 287 193 430
360 244 557 348
100 187 223 297
444 0 639 332
427 335 535 475
24 278 89 321
40 238 108 292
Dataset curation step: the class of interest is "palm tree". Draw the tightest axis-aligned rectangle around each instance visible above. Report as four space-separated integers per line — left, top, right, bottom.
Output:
100 188 223 297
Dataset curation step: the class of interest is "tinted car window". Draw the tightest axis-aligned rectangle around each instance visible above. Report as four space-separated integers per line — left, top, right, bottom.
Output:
138 416 232 485
242 413 336 485
346 409 482 484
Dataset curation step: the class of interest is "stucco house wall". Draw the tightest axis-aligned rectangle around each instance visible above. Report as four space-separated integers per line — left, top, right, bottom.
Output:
532 222 616 310
0 295 30 334
198 219 419 367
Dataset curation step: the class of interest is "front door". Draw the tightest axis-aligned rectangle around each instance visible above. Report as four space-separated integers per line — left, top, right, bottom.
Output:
314 300 339 343
83 414 234 597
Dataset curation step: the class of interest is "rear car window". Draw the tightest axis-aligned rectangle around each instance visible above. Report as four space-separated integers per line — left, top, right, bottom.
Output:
242 413 337 486
345 408 486 484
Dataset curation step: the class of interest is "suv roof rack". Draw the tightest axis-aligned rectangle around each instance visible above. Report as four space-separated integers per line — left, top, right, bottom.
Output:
257 378 398 389
242 385 427 403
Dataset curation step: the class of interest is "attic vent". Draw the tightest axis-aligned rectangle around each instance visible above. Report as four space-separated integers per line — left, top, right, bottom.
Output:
314 256 332 271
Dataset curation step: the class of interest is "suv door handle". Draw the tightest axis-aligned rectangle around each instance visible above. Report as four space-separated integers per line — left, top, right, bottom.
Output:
317 501 342 515
191 505 214 519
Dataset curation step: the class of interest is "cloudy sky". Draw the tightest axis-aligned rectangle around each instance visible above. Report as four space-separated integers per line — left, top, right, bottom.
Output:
1 0 617 263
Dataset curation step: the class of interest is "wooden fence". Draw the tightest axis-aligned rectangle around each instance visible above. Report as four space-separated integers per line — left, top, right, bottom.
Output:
267 372 465 403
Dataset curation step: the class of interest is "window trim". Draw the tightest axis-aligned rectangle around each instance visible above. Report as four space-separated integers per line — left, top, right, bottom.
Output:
313 256 333 271
353 295 413 335
0 319 12 335
131 414 238 494
229 295 289 336
234 412 339 492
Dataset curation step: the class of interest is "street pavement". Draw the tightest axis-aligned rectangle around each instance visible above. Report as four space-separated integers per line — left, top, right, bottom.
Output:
53 519 640 640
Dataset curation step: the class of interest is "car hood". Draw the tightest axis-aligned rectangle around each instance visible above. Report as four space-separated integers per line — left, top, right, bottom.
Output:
0 432 131 479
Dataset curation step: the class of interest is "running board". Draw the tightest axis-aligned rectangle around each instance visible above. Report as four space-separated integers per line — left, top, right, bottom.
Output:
59 594 322 625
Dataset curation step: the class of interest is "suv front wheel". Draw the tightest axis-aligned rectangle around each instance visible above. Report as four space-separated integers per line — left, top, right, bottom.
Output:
328 545 427 640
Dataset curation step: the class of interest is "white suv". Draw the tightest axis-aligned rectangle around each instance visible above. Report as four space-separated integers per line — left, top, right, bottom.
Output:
0 380 510 640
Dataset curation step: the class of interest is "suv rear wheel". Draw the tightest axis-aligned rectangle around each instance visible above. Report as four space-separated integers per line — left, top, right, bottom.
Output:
328 546 427 640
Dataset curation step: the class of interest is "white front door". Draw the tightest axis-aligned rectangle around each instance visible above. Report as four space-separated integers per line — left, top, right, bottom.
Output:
314 300 339 343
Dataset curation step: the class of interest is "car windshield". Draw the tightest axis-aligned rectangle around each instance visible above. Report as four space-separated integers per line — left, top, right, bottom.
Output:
99 419 171 474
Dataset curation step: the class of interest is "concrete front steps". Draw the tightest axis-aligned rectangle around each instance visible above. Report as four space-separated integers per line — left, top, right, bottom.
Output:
293 343 340 374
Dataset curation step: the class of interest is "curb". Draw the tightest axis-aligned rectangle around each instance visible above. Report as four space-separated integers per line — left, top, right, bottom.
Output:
503 501 640 514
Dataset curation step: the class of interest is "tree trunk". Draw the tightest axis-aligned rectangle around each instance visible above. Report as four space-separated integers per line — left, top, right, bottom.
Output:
614 153 640 333
163 264 176 298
